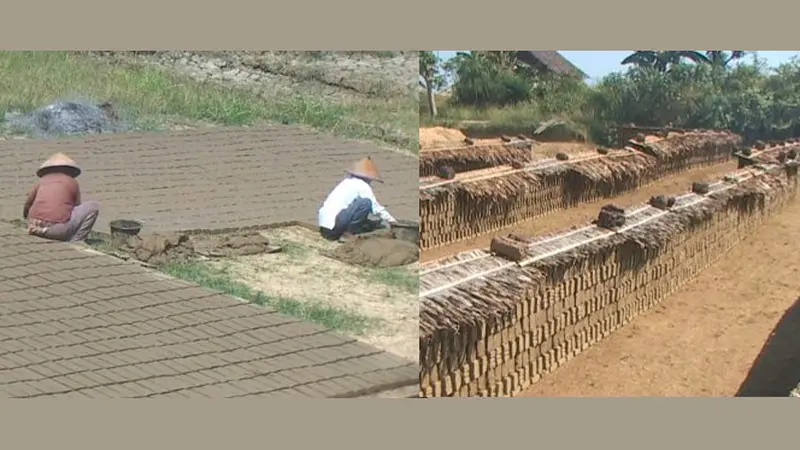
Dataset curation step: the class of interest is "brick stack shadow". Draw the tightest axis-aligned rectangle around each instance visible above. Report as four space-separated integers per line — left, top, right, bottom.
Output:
736 296 800 397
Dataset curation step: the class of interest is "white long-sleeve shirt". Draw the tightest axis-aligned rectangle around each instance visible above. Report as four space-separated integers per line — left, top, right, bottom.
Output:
318 177 396 230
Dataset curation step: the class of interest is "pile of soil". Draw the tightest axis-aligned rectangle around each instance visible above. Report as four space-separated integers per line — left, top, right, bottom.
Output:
120 231 279 265
331 230 418 268
419 127 468 149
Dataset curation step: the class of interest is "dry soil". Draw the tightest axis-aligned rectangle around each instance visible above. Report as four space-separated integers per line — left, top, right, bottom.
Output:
520 191 800 397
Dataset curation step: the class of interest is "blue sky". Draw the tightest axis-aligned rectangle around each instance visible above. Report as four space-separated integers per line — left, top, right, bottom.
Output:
434 51 800 84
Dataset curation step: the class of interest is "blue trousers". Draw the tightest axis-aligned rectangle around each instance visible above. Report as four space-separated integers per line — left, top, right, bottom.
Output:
319 197 379 240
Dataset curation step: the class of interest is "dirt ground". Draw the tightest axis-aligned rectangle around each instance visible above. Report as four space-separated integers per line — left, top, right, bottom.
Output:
421 161 739 262
519 192 800 397
207 226 418 362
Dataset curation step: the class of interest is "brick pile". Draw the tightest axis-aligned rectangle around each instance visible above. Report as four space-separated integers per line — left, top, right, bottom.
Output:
419 139 533 177
419 129 743 251
419 162 799 397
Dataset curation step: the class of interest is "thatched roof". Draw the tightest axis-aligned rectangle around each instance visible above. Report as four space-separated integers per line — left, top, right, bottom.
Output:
515 51 587 79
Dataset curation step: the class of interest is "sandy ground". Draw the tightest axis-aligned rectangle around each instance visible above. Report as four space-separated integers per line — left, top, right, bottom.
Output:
419 126 467 149
209 226 418 362
421 161 739 262
519 193 800 397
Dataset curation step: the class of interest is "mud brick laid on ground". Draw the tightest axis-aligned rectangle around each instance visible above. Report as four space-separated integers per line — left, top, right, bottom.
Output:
419 164 799 397
0 222 418 398
0 125 418 233
419 130 742 251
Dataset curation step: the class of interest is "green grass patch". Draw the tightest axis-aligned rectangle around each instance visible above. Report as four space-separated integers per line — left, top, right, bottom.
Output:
0 51 417 151
363 267 419 294
279 241 313 260
419 93 593 141
159 261 378 334
420 97 548 136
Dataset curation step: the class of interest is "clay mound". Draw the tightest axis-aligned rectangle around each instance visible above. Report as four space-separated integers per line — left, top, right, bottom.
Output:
332 233 419 268
126 233 194 265
419 126 468 149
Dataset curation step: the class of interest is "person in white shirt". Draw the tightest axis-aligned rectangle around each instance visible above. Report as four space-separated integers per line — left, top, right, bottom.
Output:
318 156 397 241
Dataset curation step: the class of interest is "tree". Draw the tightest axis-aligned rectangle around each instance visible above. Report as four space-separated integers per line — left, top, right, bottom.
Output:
705 51 746 68
621 51 710 72
446 52 533 107
419 51 442 117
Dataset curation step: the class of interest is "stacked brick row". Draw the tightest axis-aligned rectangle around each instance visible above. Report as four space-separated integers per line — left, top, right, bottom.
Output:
419 164 799 397
419 130 741 251
419 140 533 177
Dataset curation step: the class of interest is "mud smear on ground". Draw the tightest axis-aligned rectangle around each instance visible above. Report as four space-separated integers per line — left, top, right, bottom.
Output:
96 231 280 265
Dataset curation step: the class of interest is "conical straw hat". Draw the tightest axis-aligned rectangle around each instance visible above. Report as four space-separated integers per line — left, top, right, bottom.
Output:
36 152 81 178
346 156 383 183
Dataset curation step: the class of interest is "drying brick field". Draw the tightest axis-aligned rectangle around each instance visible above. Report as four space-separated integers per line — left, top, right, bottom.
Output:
0 51 420 397
0 126 417 232
0 125 420 398
419 126 800 397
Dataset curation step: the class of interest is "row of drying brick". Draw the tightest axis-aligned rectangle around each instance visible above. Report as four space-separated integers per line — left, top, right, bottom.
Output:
419 163 799 397
419 130 741 251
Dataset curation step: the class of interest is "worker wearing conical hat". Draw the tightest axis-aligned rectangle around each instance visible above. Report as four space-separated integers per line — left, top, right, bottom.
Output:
317 156 397 241
23 153 100 242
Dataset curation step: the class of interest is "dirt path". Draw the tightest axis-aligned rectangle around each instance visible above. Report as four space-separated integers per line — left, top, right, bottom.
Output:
421 161 738 262
519 195 800 397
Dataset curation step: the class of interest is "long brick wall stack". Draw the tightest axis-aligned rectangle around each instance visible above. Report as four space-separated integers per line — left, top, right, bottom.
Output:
419 161 800 397
419 139 533 177
419 129 744 251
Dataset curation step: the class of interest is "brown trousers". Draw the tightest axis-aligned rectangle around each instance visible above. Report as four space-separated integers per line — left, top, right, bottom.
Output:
30 201 100 242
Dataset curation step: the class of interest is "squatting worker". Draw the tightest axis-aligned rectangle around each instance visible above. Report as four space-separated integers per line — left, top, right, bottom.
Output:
22 152 100 242
318 156 397 241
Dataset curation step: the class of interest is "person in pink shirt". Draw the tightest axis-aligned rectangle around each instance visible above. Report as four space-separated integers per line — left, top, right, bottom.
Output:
22 152 100 242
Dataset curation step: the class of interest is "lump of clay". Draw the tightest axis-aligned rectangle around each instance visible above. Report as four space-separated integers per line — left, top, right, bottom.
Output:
129 233 191 265
333 236 418 268
597 204 626 230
